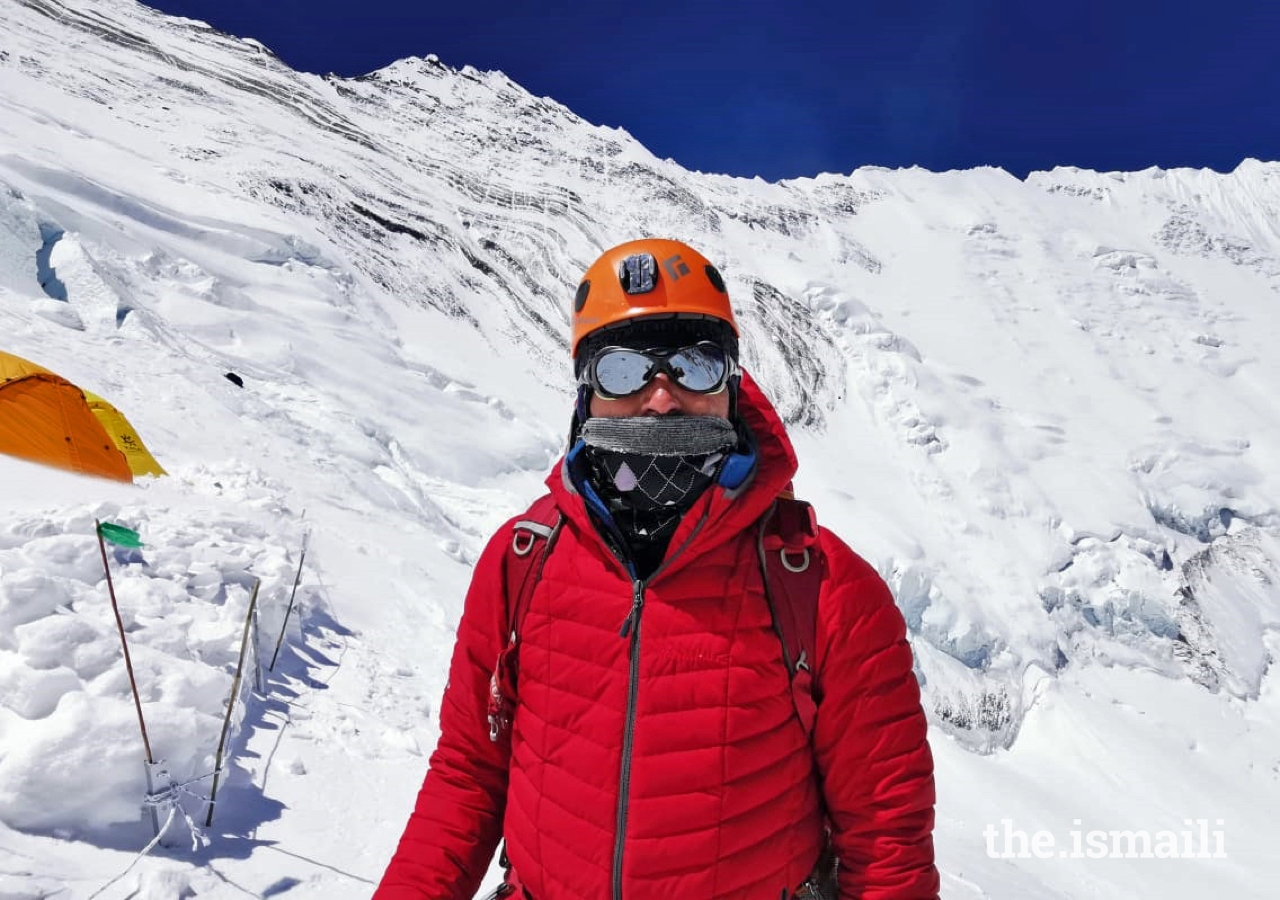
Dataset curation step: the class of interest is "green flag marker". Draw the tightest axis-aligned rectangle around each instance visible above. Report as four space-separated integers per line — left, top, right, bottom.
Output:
98 522 143 548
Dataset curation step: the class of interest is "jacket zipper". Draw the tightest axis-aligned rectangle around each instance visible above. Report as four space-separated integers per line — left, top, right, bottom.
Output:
612 577 644 900
610 510 710 900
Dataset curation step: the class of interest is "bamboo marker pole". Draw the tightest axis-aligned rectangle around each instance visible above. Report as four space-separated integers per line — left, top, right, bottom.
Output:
269 532 308 671
95 519 161 838
251 600 264 694
206 578 261 827
96 520 155 763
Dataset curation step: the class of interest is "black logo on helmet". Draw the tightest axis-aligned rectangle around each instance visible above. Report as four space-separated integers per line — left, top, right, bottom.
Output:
662 255 691 281
574 280 591 312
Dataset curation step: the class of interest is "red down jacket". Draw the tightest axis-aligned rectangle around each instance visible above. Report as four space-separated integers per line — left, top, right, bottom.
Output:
375 373 938 900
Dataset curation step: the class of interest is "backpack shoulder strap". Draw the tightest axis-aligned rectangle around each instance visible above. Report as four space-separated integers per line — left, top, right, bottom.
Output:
757 488 825 741
489 494 563 742
503 493 564 640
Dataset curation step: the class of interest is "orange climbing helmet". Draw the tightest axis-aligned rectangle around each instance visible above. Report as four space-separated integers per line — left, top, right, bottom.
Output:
570 238 739 359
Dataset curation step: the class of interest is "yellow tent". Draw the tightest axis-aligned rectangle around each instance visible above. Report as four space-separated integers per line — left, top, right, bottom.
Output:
82 391 166 478
0 350 162 482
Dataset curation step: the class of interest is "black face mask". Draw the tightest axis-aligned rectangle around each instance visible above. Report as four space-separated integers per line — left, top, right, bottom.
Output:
580 416 737 515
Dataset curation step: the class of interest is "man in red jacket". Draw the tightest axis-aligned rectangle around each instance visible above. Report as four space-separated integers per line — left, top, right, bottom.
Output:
375 239 939 900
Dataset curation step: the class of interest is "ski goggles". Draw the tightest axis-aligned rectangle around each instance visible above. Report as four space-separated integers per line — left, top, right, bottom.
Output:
582 342 737 400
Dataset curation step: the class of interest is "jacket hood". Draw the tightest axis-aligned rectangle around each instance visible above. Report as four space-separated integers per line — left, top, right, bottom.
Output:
547 369 798 580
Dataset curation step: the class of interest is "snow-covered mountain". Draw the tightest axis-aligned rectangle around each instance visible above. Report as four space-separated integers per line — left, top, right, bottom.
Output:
2 1 1278 897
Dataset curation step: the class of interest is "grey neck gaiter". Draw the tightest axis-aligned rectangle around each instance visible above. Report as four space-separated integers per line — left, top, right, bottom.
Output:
579 416 738 514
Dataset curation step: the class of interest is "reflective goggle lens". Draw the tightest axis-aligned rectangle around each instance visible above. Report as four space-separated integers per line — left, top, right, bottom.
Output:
588 343 732 399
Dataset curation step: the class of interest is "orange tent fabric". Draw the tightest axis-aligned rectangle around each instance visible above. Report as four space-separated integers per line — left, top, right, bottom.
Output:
0 351 132 482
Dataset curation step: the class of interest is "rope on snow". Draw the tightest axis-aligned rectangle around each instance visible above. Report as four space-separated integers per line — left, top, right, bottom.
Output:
84 770 216 900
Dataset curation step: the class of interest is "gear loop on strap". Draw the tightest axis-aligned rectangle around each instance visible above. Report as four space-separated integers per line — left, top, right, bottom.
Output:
780 547 810 573
512 518 555 557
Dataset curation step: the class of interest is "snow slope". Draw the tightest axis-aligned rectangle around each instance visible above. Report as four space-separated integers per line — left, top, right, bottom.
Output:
1 1 1278 897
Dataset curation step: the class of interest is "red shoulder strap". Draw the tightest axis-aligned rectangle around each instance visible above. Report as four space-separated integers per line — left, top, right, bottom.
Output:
489 494 563 741
757 491 825 741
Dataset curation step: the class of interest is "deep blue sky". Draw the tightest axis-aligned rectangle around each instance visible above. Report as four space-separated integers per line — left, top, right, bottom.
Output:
146 0 1278 181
